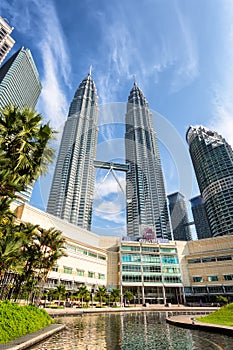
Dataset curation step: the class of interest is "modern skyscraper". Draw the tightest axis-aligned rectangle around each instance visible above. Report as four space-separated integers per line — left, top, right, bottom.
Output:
47 73 98 230
0 47 42 204
125 83 171 239
0 17 15 64
190 195 212 240
0 47 42 109
186 125 233 237
167 192 192 241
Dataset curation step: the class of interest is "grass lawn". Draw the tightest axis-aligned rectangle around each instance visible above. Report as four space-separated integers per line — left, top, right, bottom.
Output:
196 302 233 326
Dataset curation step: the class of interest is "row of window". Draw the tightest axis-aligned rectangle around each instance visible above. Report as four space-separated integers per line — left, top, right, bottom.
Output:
193 274 233 283
122 254 179 264
185 285 233 294
53 266 105 280
65 243 106 260
122 275 181 283
188 255 232 264
121 245 177 253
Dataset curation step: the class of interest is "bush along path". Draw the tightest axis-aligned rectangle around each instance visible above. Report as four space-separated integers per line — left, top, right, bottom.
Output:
0 301 53 344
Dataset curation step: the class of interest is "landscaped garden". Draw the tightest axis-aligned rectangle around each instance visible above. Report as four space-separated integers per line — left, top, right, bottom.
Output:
196 302 233 326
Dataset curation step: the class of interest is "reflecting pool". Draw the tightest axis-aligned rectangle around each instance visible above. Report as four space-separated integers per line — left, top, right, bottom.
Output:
30 312 232 350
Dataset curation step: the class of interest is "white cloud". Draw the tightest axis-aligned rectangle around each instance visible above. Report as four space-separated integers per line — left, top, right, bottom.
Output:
209 3 233 148
1 0 71 129
93 172 126 225
170 3 199 92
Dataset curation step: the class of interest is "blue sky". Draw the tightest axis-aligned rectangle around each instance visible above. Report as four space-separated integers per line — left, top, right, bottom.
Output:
1 0 233 236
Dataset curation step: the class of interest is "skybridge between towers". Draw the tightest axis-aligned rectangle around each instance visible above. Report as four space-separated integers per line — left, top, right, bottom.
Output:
94 160 129 172
93 160 129 196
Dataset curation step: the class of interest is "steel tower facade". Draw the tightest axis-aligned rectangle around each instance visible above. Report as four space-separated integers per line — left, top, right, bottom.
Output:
47 74 98 230
167 192 192 241
125 83 171 239
186 125 233 237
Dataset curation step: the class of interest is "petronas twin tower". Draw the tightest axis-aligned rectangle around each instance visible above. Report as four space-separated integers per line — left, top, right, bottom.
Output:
47 74 171 240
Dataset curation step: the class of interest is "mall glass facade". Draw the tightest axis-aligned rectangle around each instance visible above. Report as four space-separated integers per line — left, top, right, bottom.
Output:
120 240 184 304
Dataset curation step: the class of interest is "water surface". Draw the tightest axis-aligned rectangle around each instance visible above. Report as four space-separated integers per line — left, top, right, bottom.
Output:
30 312 232 349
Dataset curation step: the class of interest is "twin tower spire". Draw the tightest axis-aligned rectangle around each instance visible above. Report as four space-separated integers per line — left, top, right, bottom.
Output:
47 73 171 239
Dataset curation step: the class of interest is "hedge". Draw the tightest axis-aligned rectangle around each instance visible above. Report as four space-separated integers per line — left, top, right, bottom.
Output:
0 301 53 344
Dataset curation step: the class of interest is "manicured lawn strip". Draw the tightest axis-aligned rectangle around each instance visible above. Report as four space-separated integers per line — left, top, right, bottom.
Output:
0 301 53 344
196 302 233 326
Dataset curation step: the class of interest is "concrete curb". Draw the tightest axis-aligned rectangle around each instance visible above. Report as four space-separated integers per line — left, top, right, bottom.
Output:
45 305 218 317
166 315 233 336
0 324 66 350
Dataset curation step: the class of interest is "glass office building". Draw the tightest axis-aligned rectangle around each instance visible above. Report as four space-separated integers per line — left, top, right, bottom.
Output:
0 47 42 204
120 239 184 304
167 192 192 241
186 126 233 237
190 195 212 240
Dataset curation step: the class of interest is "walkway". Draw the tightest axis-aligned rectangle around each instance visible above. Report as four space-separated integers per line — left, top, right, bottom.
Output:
166 313 233 336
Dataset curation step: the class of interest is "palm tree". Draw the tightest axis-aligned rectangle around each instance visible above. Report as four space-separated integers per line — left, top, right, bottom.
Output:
78 285 89 307
96 286 107 306
111 288 120 305
124 290 134 306
0 105 55 225
0 105 55 184
55 285 67 305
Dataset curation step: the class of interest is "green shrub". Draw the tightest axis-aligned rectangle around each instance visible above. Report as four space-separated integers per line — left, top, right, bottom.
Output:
0 301 53 344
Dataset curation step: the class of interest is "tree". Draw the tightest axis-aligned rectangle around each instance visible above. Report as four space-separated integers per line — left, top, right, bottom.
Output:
54 285 67 305
216 295 228 306
111 288 120 305
78 285 89 307
0 105 55 223
96 286 107 306
124 290 134 305
0 105 55 193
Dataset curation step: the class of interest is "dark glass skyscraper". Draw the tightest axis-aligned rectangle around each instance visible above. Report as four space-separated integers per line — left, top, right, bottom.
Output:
0 47 41 109
125 83 171 239
167 192 192 241
0 47 42 204
186 125 233 237
190 195 212 240
47 74 98 230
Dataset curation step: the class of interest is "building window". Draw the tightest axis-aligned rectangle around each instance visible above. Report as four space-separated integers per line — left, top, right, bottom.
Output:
141 247 159 252
142 254 160 263
98 273 105 280
88 271 95 278
77 269 85 276
202 257 216 263
217 255 232 262
63 266 72 274
98 255 106 260
122 245 140 251
52 265 58 272
161 256 178 264
188 258 201 264
224 274 233 281
208 275 218 282
88 251 97 258
193 276 202 282
160 248 177 253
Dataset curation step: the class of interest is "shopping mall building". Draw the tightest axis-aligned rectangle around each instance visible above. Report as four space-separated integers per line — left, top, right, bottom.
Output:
13 203 233 304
